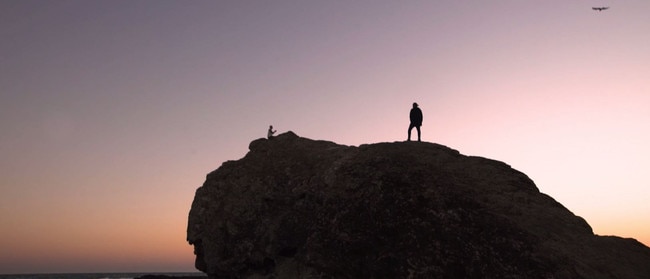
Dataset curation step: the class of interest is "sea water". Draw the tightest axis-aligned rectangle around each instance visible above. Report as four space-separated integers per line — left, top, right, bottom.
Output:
0 272 206 279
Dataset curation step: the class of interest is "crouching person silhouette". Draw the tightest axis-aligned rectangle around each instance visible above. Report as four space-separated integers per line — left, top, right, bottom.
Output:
408 102 423 142
267 125 276 139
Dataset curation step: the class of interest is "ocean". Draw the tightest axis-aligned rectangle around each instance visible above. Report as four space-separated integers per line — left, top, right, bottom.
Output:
0 272 206 279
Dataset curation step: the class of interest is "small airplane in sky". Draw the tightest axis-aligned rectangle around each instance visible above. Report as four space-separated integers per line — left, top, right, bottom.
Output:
592 7 609 11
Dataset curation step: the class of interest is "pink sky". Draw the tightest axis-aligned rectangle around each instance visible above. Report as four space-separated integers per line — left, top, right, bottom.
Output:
1 0 649 274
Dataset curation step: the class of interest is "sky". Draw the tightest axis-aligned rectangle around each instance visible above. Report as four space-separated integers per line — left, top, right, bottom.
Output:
1 0 649 274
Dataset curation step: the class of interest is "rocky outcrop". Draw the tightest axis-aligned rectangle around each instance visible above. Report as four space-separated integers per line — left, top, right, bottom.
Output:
134 275 206 279
187 132 650 278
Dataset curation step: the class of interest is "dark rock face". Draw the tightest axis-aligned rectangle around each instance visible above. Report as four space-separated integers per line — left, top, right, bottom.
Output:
187 132 650 278
134 276 206 279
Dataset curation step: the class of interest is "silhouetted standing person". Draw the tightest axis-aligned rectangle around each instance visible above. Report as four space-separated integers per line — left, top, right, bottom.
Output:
267 125 276 139
408 102 423 142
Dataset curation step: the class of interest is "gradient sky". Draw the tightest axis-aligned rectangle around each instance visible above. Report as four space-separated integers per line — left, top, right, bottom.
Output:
1 0 649 274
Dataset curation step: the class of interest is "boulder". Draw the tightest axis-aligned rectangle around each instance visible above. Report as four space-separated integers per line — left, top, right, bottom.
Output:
187 132 650 278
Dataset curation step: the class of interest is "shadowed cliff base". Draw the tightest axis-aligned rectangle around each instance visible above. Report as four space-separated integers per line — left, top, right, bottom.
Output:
187 131 650 279
135 275 207 279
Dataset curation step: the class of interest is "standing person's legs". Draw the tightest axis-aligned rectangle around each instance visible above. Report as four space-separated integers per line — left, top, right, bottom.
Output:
416 125 421 142
408 123 416 141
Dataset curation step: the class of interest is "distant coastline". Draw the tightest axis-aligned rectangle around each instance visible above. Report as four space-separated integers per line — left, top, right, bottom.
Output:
0 272 205 279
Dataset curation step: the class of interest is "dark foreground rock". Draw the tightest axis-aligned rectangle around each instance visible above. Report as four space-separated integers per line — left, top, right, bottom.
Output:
187 132 650 278
135 276 206 279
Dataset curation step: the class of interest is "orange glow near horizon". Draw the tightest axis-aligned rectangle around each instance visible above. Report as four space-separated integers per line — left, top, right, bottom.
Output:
0 191 196 273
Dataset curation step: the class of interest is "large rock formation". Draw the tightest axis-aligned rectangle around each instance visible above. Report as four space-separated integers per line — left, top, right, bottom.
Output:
187 132 650 278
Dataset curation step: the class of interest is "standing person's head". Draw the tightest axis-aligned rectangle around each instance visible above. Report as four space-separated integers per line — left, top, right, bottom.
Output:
413 102 418 108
